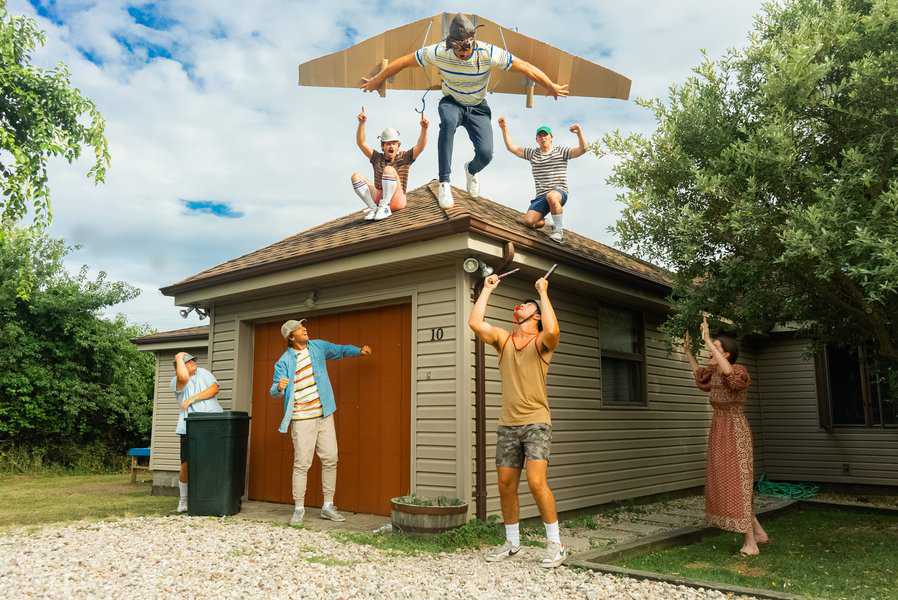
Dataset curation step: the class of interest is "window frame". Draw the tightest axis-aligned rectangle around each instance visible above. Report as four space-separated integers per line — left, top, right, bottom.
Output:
598 307 648 408
816 343 897 430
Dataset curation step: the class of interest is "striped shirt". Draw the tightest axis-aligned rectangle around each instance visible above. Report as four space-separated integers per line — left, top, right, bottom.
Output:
523 146 573 195
371 149 415 191
415 41 513 106
291 348 322 420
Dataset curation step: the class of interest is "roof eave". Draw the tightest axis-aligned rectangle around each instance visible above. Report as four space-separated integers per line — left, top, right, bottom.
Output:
159 214 472 297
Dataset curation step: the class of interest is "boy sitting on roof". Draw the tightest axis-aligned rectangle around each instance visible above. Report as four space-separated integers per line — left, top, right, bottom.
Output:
497 118 588 243
351 107 429 221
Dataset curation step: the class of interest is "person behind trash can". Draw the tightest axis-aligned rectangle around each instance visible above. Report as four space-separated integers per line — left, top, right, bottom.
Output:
270 319 372 525
172 351 223 513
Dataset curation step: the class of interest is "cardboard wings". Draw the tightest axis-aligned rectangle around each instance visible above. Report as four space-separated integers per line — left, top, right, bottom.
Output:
298 13 631 108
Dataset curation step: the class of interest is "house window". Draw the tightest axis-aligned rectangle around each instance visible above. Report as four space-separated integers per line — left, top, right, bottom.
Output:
817 344 898 428
600 307 646 406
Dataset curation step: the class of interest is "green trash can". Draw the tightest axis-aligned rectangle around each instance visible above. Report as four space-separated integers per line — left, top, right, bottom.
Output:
186 411 250 516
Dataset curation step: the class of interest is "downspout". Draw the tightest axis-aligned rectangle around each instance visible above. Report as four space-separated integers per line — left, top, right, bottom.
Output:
474 241 515 520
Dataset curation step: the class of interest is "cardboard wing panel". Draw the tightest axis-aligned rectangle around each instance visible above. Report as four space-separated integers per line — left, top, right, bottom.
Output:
298 13 630 100
298 15 442 91
475 16 631 100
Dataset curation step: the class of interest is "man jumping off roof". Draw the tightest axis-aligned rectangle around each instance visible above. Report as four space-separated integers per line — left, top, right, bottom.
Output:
361 13 569 209
498 118 588 244
351 106 429 221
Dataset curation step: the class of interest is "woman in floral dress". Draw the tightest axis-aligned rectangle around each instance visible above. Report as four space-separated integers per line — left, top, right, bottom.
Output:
683 316 769 555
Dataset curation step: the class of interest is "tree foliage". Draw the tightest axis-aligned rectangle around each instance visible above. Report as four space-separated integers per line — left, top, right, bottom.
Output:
603 0 898 355
0 227 155 454
0 0 109 226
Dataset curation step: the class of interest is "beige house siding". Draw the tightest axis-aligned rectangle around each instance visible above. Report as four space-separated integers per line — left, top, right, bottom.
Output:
208 265 461 498
757 336 898 485
149 348 210 472
469 275 766 519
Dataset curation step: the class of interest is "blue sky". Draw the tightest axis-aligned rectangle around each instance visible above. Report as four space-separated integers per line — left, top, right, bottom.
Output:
12 0 765 330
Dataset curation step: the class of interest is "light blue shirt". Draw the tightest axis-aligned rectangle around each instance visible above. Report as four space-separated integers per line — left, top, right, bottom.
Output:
268 339 361 434
171 367 223 435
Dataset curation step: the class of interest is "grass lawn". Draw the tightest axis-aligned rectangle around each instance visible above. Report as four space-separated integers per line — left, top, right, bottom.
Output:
615 505 898 600
331 517 546 555
0 473 176 531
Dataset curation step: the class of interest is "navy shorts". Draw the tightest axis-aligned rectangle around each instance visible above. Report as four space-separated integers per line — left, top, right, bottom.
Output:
527 189 568 216
179 434 188 463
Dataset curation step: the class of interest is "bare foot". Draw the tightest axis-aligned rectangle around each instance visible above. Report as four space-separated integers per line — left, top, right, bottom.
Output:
740 542 760 556
753 517 769 544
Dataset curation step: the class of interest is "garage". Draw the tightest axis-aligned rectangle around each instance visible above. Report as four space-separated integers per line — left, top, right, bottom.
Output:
247 303 411 515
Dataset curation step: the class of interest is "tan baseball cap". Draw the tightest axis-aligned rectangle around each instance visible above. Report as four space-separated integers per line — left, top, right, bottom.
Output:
281 319 307 339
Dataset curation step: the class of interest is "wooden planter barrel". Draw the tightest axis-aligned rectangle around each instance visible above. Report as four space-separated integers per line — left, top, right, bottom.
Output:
390 498 469 534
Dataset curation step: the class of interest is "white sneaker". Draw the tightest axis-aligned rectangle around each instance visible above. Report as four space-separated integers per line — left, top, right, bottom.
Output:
320 505 346 522
177 497 188 513
438 182 454 209
464 161 479 198
289 507 305 526
549 230 565 243
363 207 377 221
484 541 520 562
373 204 391 221
540 542 568 568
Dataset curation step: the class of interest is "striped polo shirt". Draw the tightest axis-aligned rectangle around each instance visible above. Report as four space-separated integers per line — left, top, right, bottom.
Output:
291 348 322 420
523 146 573 195
415 41 513 106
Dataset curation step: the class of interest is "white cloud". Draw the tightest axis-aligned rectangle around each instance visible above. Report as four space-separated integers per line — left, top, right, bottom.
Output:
10 0 764 331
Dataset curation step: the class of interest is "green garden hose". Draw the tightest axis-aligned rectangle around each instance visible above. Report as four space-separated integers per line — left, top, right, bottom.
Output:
755 474 819 499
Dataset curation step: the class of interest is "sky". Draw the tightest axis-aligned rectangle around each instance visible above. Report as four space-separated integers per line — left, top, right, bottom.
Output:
11 0 766 331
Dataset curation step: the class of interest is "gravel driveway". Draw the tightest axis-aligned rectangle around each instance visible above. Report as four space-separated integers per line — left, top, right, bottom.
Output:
1 517 756 599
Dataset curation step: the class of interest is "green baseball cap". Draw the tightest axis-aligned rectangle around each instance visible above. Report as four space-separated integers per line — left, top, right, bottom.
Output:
536 125 552 136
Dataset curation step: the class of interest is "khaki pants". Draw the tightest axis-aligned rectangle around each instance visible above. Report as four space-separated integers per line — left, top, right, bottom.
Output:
290 414 338 506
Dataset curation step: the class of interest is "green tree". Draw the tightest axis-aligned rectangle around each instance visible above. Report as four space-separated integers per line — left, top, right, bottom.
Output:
604 0 898 356
0 227 155 459
1 0 109 226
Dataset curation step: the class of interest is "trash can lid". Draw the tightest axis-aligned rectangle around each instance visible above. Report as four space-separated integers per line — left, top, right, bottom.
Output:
186 411 250 420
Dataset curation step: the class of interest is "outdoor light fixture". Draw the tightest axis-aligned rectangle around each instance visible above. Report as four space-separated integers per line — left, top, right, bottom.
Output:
179 306 209 320
462 257 494 278
304 291 318 308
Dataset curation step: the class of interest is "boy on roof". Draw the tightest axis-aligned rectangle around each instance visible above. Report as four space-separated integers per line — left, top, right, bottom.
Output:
498 118 589 243
361 13 569 209
352 107 429 221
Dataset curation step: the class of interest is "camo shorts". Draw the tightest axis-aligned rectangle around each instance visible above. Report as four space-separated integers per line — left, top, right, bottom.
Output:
495 424 552 469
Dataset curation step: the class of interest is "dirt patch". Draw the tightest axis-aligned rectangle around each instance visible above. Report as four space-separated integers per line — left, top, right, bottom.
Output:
684 561 713 569
728 561 767 577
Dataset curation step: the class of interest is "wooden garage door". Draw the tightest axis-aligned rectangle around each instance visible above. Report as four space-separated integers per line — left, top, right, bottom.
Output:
248 304 411 515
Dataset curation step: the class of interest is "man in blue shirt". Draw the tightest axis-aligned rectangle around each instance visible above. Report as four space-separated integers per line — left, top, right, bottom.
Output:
270 319 371 525
171 351 222 513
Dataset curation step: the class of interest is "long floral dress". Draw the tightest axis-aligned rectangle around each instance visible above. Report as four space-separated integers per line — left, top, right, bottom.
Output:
694 363 753 533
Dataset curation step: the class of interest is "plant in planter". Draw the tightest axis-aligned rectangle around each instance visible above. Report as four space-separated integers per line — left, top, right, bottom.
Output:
391 494 469 533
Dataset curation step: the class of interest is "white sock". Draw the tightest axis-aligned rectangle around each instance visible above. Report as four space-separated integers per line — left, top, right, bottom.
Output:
322 501 334 511
380 176 398 208
178 481 188 499
505 522 520 547
294 503 304 512
545 521 561 544
552 213 564 232
353 180 376 210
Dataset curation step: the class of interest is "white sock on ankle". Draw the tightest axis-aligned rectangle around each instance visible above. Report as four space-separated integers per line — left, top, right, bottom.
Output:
294 503 304 512
178 481 188 499
544 521 561 544
380 176 398 207
505 522 520 547
353 180 376 210
552 213 564 232
322 501 334 511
